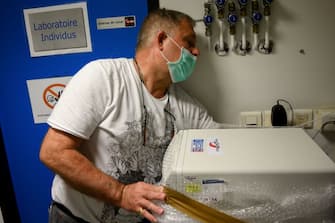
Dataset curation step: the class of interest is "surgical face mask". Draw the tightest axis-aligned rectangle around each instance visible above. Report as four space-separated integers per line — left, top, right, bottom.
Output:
160 35 197 83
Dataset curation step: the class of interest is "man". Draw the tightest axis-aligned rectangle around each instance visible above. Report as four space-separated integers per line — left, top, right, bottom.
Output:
40 8 220 223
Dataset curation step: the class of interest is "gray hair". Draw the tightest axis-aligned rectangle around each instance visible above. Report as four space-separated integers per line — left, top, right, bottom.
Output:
136 8 195 51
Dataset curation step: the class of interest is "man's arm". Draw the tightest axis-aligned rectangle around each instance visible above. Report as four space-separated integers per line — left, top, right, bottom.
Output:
40 127 125 204
40 127 165 222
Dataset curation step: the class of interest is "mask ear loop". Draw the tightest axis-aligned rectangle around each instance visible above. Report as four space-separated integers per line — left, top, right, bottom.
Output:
160 49 170 62
165 32 197 61
165 33 183 50
160 33 184 64
158 31 172 63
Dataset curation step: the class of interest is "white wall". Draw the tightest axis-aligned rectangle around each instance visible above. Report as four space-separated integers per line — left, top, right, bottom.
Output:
160 0 335 124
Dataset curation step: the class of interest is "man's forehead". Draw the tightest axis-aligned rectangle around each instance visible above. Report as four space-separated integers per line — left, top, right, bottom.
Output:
177 21 196 37
182 32 196 41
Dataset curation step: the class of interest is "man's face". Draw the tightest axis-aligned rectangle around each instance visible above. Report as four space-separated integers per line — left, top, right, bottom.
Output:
162 19 200 62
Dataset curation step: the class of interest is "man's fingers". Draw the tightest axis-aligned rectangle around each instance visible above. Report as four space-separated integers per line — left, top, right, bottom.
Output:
120 182 166 220
138 202 163 223
140 207 158 223
143 186 166 201
139 200 164 215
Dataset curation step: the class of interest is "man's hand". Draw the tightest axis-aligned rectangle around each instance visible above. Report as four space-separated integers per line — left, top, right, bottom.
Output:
120 182 166 222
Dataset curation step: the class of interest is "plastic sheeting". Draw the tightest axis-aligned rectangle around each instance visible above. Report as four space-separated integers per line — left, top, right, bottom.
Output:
157 129 335 222
156 184 335 223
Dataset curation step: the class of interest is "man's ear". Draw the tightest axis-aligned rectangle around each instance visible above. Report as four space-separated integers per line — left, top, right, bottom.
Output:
157 30 167 50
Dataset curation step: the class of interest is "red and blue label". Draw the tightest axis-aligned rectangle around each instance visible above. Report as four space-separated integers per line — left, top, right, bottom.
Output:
208 138 221 153
191 139 204 152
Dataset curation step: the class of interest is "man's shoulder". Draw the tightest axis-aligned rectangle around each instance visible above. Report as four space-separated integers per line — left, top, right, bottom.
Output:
86 57 130 68
82 58 133 77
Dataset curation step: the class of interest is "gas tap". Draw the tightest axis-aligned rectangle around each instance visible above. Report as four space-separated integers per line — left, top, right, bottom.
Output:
236 0 251 55
258 0 274 54
227 0 238 51
251 0 262 50
214 0 229 56
203 1 214 51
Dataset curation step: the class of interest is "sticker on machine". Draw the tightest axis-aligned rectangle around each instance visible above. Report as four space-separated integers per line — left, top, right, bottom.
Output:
206 137 223 154
191 139 204 152
201 179 225 202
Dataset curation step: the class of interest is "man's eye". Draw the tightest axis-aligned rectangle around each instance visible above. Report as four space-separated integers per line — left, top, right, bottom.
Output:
188 41 195 48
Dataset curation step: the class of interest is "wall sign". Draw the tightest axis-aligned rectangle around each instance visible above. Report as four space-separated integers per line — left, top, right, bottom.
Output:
23 2 92 57
26 76 72 124
96 15 136 30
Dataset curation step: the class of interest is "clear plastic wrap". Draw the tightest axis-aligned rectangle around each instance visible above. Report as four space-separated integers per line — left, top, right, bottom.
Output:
156 184 335 223
157 129 335 222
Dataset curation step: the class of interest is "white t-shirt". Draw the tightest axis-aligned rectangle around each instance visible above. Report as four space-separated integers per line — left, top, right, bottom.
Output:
47 58 218 223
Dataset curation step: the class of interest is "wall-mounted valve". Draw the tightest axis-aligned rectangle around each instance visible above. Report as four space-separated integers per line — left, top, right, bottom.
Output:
202 0 275 57
258 0 274 54
236 0 251 55
227 1 238 35
239 0 248 16
214 0 229 56
251 0 262 50
215 0 226 20
203 1 214 51
227 1 238 50
263 0 273 16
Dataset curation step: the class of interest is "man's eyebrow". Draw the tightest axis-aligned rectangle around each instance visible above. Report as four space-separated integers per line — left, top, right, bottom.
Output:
183 35 196 45
183 33 196 41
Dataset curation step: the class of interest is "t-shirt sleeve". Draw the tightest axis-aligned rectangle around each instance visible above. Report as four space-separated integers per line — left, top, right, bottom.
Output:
172 86 220 129
47 60 112 139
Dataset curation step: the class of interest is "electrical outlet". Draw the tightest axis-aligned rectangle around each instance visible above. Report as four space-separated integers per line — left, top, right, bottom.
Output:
313 108 335 130
293 109 313 128
240 111 262 127
262 110 272 127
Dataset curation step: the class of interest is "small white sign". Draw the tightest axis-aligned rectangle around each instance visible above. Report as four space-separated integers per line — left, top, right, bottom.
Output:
96 15 136 30
27 76 72 124
23 2 92 57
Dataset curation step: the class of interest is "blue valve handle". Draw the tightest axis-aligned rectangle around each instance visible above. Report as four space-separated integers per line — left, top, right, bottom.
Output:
203 15 214 26
215 0 226 7
228 14 238 24
252 11 262 23
239 0 248 6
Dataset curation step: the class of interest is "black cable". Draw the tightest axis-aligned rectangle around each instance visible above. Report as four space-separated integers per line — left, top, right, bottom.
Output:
277 99 294 126
321 120 335 133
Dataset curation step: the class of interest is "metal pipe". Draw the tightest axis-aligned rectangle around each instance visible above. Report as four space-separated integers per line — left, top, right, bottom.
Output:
227 0 238 50
241 17 247 50
214 0 229 56
203 1 214 51
264 15 270 49
236 0 250 55
251 0 262 50
258 0 274 54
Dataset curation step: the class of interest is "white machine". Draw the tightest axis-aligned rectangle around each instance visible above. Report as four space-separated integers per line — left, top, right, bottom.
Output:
158 128 335 223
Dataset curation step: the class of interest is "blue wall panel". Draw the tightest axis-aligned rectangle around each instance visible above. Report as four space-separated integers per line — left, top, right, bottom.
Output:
0 1 148 222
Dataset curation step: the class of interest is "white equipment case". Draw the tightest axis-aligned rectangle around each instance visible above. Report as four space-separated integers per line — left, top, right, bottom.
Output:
159 128 335 223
